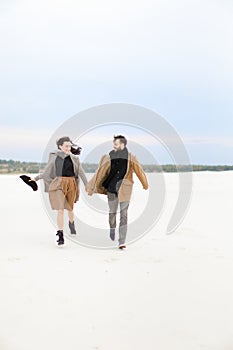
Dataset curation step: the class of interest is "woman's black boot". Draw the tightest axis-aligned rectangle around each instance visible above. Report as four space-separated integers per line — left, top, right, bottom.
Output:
56 230 64 245
69 221 76 235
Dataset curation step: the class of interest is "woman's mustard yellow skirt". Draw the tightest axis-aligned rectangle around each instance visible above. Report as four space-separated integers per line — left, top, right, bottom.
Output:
48 176 78 210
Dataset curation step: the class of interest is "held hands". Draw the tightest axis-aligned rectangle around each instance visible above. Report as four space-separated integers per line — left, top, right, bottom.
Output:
85 184 94 196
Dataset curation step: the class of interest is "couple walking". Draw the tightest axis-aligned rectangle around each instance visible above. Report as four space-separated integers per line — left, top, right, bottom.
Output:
31 135 149 249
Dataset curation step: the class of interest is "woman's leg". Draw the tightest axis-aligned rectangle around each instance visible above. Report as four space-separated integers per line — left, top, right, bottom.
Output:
68 209 74 223
67 209 76 234
66 179 77 234
57 209 64 230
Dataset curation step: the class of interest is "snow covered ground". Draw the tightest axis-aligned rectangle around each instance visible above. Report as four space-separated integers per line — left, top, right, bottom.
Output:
1 171 233 350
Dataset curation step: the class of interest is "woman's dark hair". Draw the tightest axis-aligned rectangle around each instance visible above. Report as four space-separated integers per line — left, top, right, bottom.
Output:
113 134 127 146
71 145 82 155
56 136 82 155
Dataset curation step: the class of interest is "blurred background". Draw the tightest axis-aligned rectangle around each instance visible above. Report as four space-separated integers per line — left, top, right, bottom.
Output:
0 0 232 164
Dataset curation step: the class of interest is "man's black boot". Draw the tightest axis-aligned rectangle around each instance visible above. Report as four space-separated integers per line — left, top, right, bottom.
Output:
110 228 115 241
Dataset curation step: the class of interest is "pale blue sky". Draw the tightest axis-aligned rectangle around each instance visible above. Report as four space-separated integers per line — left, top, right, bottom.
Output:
0 0 232 164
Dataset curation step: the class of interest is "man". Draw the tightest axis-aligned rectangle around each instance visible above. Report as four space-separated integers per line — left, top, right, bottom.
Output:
87 135 149 249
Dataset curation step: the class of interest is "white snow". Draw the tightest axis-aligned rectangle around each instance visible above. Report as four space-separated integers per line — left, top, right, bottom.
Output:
1 171 233 350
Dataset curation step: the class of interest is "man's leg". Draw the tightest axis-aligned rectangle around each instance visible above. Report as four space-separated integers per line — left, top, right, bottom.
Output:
119 201 129 245
107 192 118 240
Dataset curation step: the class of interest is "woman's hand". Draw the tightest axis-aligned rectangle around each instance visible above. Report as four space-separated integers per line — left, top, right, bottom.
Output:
29 177 36 182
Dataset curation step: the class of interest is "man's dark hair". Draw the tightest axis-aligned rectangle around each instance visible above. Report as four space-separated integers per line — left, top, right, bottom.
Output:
56 136 82 155
113 134 127 146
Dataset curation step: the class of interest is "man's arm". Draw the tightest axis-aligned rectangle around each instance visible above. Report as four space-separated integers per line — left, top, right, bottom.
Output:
132 155 149 190
86 155 109 195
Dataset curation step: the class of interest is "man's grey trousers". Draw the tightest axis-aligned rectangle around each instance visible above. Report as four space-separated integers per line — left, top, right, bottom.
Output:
107 191 129 244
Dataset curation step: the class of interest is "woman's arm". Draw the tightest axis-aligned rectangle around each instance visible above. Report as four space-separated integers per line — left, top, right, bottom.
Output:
78 162 88 186
33 153 56 182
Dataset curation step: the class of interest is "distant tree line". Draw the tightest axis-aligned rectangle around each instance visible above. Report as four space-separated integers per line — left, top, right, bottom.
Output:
1 159 233 173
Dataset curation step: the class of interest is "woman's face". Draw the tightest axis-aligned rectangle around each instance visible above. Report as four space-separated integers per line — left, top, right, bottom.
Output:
59 141 72 154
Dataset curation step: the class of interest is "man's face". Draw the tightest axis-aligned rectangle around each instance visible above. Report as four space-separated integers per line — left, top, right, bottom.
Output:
113 139 124 151
59 141 72 154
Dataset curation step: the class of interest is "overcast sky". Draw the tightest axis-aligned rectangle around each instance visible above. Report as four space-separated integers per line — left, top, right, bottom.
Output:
0 0 232 164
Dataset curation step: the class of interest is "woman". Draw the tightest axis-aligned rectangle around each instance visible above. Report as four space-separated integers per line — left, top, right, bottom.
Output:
30 136 88 245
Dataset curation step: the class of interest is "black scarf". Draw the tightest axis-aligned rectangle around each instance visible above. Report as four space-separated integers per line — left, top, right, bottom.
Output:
102 147 129 193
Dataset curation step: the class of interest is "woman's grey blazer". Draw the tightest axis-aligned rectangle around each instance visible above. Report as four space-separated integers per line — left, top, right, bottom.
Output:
34 150 88 192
